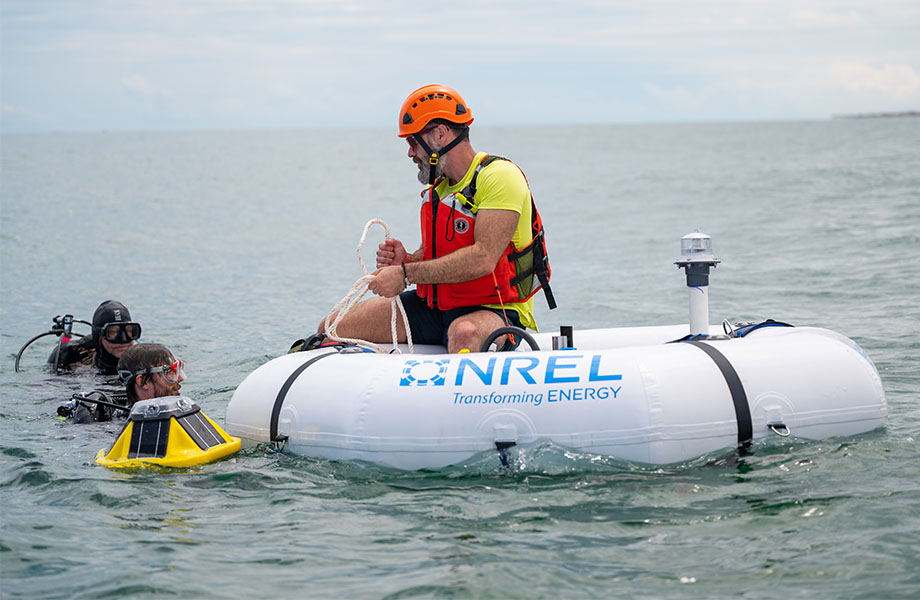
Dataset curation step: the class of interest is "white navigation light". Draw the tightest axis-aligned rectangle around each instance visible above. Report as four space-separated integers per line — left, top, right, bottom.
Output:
676 232 718 265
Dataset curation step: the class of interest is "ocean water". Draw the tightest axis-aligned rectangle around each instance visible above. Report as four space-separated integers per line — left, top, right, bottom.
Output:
2 119 919 598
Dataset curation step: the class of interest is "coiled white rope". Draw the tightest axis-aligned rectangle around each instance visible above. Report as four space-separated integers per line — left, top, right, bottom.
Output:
323 219 414 354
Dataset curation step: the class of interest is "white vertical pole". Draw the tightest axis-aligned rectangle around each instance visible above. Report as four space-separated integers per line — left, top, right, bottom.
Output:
675 232 719 337
688 284 710 335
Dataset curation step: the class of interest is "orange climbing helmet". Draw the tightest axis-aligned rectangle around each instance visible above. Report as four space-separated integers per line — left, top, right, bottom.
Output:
398 84 473 137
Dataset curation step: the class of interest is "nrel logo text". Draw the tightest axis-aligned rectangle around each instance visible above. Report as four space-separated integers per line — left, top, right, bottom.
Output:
400 354 622 387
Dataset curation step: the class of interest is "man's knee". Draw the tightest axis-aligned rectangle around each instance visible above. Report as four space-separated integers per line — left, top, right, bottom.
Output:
447 312 503 352
449 319 479 345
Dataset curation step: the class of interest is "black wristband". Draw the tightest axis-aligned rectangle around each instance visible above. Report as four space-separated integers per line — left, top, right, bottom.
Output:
401 262 410 288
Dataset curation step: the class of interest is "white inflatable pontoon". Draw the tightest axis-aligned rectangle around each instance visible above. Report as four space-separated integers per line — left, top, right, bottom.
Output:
225 234 887 470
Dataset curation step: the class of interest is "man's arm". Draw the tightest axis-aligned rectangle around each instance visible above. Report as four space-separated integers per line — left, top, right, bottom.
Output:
367 209 518 298
405 208 518 284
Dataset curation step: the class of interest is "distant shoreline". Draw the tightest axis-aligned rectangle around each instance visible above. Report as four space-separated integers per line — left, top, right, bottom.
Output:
833 111 920 119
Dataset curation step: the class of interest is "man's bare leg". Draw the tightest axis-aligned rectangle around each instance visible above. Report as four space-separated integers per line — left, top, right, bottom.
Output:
318 297 408 343
446 310 508 353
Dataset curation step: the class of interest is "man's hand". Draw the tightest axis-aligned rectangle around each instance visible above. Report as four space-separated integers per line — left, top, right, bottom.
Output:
367 265 405 298
377 238 408 268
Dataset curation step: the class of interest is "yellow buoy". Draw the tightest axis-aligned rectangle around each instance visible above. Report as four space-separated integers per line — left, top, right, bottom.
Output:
96 396 241 468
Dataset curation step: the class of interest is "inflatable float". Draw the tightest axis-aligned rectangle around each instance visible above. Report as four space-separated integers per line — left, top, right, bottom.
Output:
225 233 887 470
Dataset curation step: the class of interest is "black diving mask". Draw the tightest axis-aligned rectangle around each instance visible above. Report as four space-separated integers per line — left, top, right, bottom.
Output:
100 322 142 344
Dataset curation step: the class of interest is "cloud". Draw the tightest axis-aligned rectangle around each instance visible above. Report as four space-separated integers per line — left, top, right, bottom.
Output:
0 102 45 121
120 74 170 98
1 103 48 128
3 0 918 131
641 83 702 107
2 103 37 116
829 61 920 100
791 9 864 29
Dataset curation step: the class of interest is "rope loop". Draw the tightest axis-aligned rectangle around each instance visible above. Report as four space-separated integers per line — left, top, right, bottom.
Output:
324 220 414 354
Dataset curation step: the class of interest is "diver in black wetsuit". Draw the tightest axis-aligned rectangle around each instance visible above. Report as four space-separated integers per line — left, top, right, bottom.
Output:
47 300 142 375
46 300 143 423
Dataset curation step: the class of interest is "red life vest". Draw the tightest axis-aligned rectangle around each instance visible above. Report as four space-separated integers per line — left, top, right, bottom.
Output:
417 155 555 311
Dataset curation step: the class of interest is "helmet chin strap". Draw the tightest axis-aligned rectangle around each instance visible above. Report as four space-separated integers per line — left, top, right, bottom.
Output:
414 127 469 185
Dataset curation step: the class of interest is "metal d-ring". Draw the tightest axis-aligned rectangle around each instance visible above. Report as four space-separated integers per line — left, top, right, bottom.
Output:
768 422 791 437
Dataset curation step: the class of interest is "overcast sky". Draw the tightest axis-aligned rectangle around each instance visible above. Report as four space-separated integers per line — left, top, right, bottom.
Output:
1 0 918 132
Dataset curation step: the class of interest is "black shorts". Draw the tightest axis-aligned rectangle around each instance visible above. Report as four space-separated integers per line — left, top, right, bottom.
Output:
398 290 523 346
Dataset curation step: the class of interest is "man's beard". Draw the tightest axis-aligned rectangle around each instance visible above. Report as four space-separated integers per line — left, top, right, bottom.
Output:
416 159 444 185
415 142 445 185
152 376 180 398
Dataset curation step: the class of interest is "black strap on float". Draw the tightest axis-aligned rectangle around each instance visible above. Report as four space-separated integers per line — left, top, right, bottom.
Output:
270 351 336 443
684 340 753 447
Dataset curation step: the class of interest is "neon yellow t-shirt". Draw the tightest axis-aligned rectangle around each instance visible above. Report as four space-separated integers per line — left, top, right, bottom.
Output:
434 152 537 331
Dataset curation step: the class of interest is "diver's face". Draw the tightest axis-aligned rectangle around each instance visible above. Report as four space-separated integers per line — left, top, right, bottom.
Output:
149 371 182 398
135 358 185 401
101 338 133 358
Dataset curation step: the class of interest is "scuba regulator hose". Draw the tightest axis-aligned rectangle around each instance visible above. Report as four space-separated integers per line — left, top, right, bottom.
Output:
15 315 92 372
58 389 131 419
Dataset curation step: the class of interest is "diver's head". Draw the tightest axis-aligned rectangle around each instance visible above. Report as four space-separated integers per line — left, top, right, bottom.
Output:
117 343 185 405
91 300 141 360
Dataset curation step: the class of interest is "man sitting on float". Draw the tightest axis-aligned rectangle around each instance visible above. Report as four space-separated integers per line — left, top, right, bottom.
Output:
317 84 554 353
